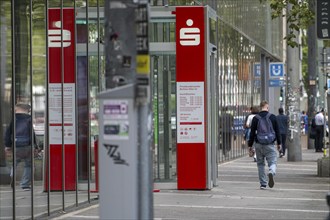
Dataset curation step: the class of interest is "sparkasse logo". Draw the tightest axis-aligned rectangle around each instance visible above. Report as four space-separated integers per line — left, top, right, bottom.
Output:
179 19 200 46
48 21 71 48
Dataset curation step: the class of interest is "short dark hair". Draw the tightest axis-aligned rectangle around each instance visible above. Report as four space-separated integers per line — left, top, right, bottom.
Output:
279 107 284 114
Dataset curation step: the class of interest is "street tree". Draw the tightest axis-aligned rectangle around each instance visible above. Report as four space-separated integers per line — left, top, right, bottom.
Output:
260 0 314 159
260 0 314 47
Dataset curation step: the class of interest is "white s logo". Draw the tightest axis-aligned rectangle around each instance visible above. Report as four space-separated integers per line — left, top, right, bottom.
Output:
179 19 200 46
48 21 71 48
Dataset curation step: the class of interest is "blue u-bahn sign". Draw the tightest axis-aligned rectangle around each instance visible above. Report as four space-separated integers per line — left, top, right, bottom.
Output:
269 63 285 77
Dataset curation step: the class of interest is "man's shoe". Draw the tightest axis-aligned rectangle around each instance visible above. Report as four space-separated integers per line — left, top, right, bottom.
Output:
22 187 31 191
268 173 274 188
260 185 266 190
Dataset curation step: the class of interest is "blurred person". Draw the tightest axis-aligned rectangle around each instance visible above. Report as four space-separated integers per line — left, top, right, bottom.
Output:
314 109 325 152
277 107 289 158
245 106 259 162
248 100 281 190
4 103 37 191
243 107 252 141
300 111 308 135
219 107 234 156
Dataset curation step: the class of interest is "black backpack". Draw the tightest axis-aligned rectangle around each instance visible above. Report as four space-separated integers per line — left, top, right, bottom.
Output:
255 113 276 145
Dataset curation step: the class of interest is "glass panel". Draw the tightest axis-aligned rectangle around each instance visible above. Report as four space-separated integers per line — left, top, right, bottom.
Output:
89 55 103 198
31 0 48 216
76 19 105 44
217 0 283 58
12 0 35 218
217 18 262 163
152 54 176 182
0 2 14 218
150 22 175 43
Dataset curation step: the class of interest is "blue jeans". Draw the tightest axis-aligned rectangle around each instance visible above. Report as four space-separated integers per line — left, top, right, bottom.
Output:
255 143 277 186
10 146 32 188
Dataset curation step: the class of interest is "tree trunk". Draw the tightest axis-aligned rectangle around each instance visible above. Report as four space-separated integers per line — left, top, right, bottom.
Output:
286 3 302 162
307 0 317 149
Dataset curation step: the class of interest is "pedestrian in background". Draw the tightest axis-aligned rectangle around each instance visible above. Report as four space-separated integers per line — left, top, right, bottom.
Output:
277 107 289 158
4 103 37 191
300 111 308 135
219 107 234 156
243 106 252 142
245 106 259 162
248 100 281 190
314 108 325 153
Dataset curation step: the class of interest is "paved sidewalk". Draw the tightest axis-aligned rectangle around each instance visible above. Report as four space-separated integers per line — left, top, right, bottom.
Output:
52 148 330 220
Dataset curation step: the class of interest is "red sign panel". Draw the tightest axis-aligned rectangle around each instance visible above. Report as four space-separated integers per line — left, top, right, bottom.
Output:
48 8 75 83
46 8 76 191
176 6 207 190
176 7 205 82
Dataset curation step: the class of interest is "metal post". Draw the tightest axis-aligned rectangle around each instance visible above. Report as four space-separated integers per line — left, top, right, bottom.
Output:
45 0 51 215
102 0 152 219
323 47 329 149
28 0 34 217
135 1 152 218
85 0 91 203
260 54 266 101
60 0 66 210
10 0 16 218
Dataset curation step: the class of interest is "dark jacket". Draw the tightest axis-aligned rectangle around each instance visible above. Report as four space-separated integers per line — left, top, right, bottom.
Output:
248 111 281 147
4 113 36 148
277 113 289 135
219 112 233 133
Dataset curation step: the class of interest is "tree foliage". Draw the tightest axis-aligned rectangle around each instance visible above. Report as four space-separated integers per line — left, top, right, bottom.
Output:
260 0 314 47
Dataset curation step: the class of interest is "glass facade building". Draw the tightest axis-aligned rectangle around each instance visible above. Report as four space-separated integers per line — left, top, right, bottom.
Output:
0 0 283 218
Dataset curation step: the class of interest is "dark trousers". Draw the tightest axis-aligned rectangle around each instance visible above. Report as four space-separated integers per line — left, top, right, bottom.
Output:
315 125 324 151
280 134 287 155
222 132 232 155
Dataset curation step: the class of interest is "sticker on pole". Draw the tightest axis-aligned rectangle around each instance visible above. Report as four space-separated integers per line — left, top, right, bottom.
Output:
103 100 129 140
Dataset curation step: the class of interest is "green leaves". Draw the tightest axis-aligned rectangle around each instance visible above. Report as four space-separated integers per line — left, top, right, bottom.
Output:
260 0 315 48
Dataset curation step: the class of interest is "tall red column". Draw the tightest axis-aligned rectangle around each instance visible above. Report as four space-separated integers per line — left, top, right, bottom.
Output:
175 6 207 189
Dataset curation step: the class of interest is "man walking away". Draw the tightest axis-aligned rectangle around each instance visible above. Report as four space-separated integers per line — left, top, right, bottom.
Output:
248 100 281 190
4 103 37 191
277 108 289 158
314 109 325 152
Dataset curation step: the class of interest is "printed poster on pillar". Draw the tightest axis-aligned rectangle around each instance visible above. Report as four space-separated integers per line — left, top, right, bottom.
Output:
48 8 76 145
176 7 205 144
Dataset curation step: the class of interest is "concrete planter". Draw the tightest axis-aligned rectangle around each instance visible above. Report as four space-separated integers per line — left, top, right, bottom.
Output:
317 157 330 177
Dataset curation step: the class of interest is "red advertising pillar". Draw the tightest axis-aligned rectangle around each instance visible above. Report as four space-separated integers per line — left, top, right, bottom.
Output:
175 6 207 189
46 8 76 191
